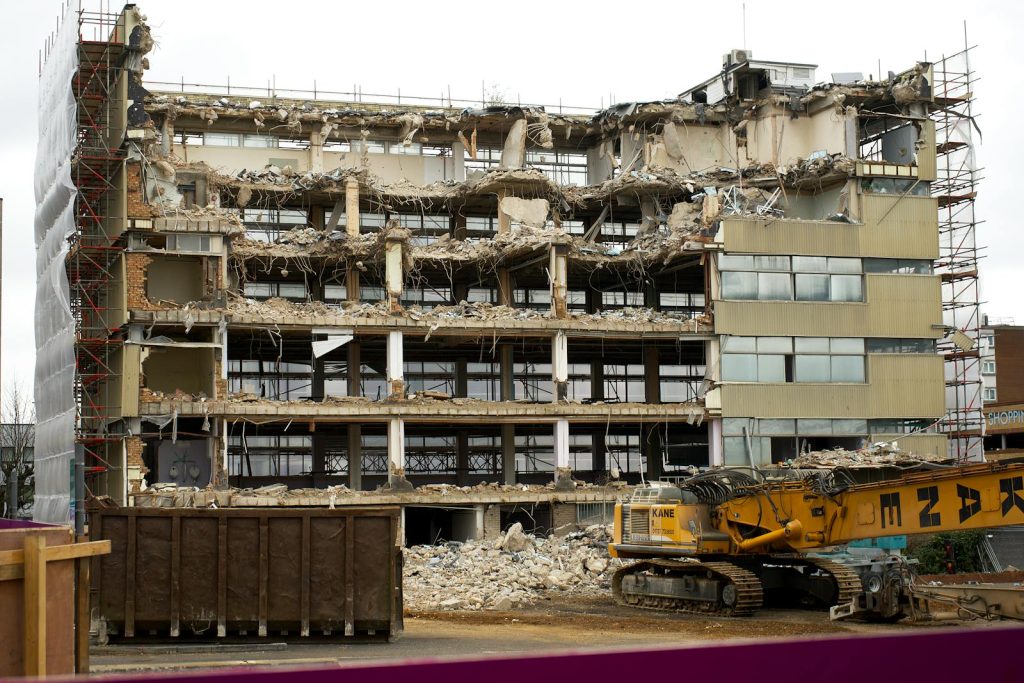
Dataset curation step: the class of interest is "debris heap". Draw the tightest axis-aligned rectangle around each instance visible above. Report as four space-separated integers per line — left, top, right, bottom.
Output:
403 523 620 612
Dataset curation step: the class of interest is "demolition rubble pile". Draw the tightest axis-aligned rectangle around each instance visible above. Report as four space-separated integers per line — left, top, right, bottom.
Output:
404 523 620 612
787 442 947 469
129 481 628 508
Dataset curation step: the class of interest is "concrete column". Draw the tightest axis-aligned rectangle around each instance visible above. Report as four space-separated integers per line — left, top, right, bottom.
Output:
590 360 606 477
497 191 511 234
554 419 573 490
346 265 361 304
387 417 412 490
500 119 527 168
311 426 326 480
345 177 360 236
456 430 469 486
644 345 663 481
497 268 513 308
452 212 467 241
348 424 362 490
550 244 568 319
452 140 467 181
552 331 568 402
310 341 326 402
500 344 516 485
644 279 659 311
387 331 404 399
454 359 468 398
160 115 174 157
709 417 723 467
385 235 404 313
310 131 325 172
501 426 516 485
347 340 361 397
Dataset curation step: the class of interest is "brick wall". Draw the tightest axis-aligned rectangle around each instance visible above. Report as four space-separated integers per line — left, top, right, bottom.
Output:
126 162 159 218
214 358 227 399
125 435 147 472
551 502 578 537
125 252 154 310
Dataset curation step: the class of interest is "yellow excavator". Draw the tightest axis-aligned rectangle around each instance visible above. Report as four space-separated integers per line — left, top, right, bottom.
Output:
609 462 1024 619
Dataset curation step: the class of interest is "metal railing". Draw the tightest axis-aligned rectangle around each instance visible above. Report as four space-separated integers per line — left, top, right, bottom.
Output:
144 78 600 116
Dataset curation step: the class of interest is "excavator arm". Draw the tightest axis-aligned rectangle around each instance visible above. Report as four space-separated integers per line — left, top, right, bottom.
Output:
718 462 1024 553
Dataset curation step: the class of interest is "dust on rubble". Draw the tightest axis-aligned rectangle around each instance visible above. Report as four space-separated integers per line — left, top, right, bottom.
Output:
404 523 619 612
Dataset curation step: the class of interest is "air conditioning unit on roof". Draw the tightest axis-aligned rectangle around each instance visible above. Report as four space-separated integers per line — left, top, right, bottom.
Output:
723 49 752 67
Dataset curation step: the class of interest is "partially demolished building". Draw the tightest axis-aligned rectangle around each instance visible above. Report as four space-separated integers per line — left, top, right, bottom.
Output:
35 5 983 530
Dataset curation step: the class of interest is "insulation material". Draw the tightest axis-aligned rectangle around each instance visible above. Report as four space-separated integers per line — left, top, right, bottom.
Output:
33 1 79 524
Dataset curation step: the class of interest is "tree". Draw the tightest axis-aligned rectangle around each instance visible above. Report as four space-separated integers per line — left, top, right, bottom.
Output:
1 382 35 518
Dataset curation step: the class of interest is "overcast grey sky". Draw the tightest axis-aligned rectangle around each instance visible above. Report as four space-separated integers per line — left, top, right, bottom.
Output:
1 0 1020 393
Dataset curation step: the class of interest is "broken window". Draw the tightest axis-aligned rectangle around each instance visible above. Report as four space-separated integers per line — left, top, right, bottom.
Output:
860 178 930 196
723 417 869 465
242 208 308 242
243 281 308 301
228 434 312 477
229 359 312 400
868 419 935 434
203 132 241 147
172 131 204 146
243 134 277 148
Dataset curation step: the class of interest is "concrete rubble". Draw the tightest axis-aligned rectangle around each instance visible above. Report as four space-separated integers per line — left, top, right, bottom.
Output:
403 523 620 612
786 442 948 469
127 480 632 508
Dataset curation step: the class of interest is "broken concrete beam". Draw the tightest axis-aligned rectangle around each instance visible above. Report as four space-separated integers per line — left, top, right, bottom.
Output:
499 196 549 229
500 119 528 168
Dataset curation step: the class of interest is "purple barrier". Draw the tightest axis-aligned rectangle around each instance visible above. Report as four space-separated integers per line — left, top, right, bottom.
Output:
72 624 1023 683
0 518 54 530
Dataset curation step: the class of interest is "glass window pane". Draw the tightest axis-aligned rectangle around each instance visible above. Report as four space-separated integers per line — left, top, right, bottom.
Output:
793 256 828 273
723 437 749 464
828 257 862 274
754 255 791 271
278 283 306 299
863 258 890 273
718 254 754 271
795 273 829 301
866 338 896 353
797 419 833 434
833 419 868 435
722 272 757 299
830 275 863 302
757 355 786 382
722 354 757 381
907 339 935 353
757 337 793 353
723 336 756 353
757 272 793 300
794 355 830 382
243 134 275 148
722 418 750 436
831 355 865 382
795 337 829 353
758 419 796 435
830 338 865 354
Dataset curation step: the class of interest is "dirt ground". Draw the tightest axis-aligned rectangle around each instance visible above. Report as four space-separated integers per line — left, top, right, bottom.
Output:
89 596 1012 675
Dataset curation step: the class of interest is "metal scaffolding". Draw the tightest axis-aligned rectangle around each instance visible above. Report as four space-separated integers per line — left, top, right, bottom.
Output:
931 43 984 461
71 9 128 487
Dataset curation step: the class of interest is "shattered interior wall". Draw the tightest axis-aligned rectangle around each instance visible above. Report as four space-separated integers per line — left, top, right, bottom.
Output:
32 1 79 523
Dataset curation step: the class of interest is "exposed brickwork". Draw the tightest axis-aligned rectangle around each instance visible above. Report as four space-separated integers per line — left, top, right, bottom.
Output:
482 504 501 539
126 436 147 474
125 252 154 310
214 359 227 400
125 162 159 218
551 502 578 537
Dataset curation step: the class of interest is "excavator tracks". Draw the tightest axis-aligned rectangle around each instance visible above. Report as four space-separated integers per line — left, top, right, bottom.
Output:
803 557 864 607
612 559 764 617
